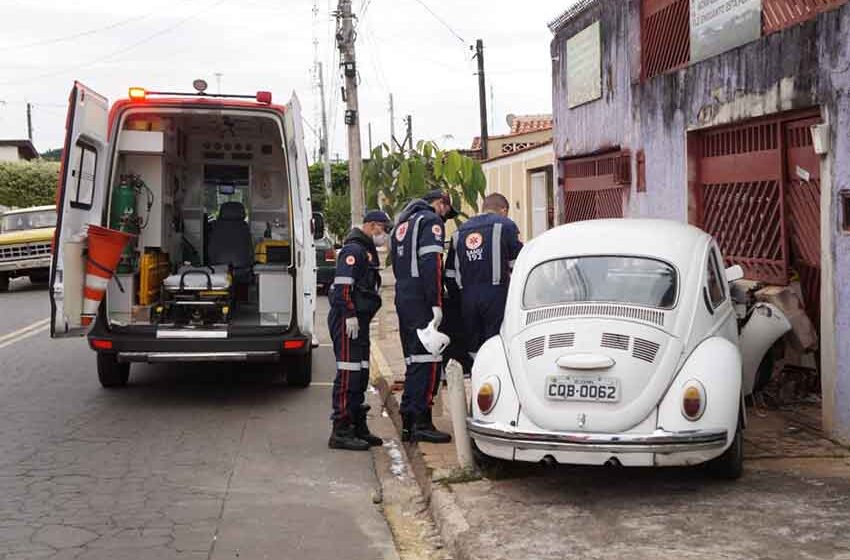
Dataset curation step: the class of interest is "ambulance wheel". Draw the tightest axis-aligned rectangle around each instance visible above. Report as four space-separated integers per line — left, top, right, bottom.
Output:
97 353 130 388
285 352 312 388
0 274 8 293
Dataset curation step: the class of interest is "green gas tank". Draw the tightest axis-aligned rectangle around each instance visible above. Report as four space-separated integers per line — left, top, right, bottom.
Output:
110 175 142 273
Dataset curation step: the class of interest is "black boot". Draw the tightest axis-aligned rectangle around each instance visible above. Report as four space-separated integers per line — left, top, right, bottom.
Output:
355 405 383 447
401 413 412 442
328 420 371 451
410 411 452 444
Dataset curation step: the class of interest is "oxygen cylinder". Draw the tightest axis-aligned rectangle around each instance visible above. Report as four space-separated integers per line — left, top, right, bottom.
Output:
110 175 141 273
62 235 86 327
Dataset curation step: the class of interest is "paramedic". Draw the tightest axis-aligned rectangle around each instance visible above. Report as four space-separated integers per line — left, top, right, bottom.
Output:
391 190 456 444
446 193 523 360
328 210 392 451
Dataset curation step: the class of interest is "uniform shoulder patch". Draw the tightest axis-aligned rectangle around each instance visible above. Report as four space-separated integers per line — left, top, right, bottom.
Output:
345 255 356 266
465 232 484 250
431 224 443 239
395 221 409 242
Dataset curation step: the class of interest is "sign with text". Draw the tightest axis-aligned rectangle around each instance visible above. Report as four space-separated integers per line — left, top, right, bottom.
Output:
690 0 762 63
567 21 602 109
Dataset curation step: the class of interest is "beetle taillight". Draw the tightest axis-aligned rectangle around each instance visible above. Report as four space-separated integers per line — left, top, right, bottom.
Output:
477 378 500 415
682 382 706 421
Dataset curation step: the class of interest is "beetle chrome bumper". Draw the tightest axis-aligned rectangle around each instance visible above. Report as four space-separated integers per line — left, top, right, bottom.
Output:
467 419 728 454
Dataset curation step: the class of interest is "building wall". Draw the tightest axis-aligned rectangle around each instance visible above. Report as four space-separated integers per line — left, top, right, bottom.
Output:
482 144 554 241
487 129 553 157
551 1 850 443
0 146 21 162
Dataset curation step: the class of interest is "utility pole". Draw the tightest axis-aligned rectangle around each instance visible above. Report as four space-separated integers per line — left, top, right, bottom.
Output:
337 0 364 225
214 73 223 94
404 115 413 151
317 61 332 197
388 93 396 153
26 103 33 142
474 39 489 160
368 122 373 154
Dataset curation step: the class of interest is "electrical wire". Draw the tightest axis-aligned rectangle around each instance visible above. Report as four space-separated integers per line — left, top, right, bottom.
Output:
406 0 466 45
0 0 229 86
0 10 157 53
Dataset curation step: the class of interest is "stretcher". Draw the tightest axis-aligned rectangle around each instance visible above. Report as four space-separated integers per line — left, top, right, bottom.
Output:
152 265 234 325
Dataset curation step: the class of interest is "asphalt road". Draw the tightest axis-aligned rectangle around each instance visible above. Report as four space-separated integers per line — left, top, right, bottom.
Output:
0 279 399 560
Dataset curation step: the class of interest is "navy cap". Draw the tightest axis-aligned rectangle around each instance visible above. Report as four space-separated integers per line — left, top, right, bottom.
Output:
364 210 392 232
363 210 391 224
422 190 458 220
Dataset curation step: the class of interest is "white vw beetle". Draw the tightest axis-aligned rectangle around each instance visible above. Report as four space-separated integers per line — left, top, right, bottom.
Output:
467 219 789 479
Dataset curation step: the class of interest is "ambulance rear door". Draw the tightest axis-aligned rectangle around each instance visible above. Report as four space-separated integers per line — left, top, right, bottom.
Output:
50 82 109 338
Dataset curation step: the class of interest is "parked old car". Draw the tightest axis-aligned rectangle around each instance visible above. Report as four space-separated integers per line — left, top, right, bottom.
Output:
466 219 789 479
0 205 57 292
315 236 336 294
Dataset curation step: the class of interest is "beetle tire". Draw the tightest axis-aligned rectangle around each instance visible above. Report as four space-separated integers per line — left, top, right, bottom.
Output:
97 353 130 388
286 352 313 388
0 273 9 293
707 425 743 480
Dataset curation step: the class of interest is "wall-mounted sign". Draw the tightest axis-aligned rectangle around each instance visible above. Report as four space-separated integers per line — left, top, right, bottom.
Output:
690 0 762 63
567 21 602 109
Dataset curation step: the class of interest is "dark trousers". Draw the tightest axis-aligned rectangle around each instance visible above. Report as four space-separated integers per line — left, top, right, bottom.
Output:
396 297 442 418
462 284 509 357
329 309 371 422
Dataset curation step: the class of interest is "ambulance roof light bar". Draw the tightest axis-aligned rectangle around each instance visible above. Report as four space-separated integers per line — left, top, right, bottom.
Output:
127 79 273 104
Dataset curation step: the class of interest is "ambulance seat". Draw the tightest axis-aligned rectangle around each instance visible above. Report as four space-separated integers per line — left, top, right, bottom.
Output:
207 202 254 283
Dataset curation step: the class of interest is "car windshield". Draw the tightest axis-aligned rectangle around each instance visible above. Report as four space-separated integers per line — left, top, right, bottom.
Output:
523 255 678 309
315 237 333 250
1 210 57 232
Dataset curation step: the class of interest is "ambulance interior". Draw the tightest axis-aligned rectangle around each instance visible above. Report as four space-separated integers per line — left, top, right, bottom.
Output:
105 110 294 329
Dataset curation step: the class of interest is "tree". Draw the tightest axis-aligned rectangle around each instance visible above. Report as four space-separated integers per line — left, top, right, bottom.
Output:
40 148 63 162
0 161 60 208
362 141 487 223
308 161 350 211
324 191 351 241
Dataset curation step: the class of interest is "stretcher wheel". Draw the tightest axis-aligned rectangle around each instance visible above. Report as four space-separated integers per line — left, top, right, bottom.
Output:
285 352 312 388
97 352 130 388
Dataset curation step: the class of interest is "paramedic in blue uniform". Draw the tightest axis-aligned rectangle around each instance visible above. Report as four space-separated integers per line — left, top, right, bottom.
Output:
447 193 523 360
391 190 456 444
328 210 392 451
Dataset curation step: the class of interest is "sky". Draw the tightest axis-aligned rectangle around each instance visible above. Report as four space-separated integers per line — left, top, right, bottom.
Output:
0 0 577 157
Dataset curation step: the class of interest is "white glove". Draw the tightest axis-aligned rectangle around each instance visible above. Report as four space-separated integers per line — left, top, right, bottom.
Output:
345 317 360 339
431 306 443 328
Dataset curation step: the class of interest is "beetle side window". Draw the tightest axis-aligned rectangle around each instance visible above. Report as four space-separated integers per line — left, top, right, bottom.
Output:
706 249 726 307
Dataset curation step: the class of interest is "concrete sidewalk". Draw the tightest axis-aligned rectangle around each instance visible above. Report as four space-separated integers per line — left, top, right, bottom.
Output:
370 272 850 560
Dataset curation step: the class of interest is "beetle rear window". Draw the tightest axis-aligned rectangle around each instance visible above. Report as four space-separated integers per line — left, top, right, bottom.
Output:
523 256 678 309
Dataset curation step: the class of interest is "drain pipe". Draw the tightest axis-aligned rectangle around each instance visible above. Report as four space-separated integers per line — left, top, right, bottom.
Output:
446 360 475 470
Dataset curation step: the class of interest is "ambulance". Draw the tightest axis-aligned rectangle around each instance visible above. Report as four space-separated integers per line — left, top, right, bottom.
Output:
50 81 321 388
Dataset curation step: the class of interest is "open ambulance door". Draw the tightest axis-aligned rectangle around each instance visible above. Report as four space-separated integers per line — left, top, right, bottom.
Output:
50 82 109 338
284 93 316 338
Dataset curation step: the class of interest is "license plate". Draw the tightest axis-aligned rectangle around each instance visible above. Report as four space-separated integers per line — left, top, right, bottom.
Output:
545 375 620 402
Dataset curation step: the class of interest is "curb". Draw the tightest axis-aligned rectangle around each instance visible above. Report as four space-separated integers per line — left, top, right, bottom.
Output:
371 341 473 560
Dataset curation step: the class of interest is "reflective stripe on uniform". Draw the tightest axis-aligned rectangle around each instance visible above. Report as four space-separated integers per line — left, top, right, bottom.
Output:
360 361 370 369
337 361 362 371
418 245 443 257
452 231 462 289
334 276 355 285
492 222 503 285
405 354 443 364
444 270 456 278
410 216 424 278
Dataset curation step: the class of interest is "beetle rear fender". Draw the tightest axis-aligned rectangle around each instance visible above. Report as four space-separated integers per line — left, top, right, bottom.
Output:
470 335 520 425
658 337 742 446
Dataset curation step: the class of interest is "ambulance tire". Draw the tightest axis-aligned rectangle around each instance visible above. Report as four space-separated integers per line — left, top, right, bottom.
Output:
285 352 312 388
97 352 130 388
0 273 8 293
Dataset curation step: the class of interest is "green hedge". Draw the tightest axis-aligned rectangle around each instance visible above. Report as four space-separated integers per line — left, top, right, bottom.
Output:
0 161 60 209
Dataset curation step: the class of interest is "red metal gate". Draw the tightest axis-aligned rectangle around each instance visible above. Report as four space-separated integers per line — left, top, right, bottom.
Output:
561 152 630 223
696 111 822 325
